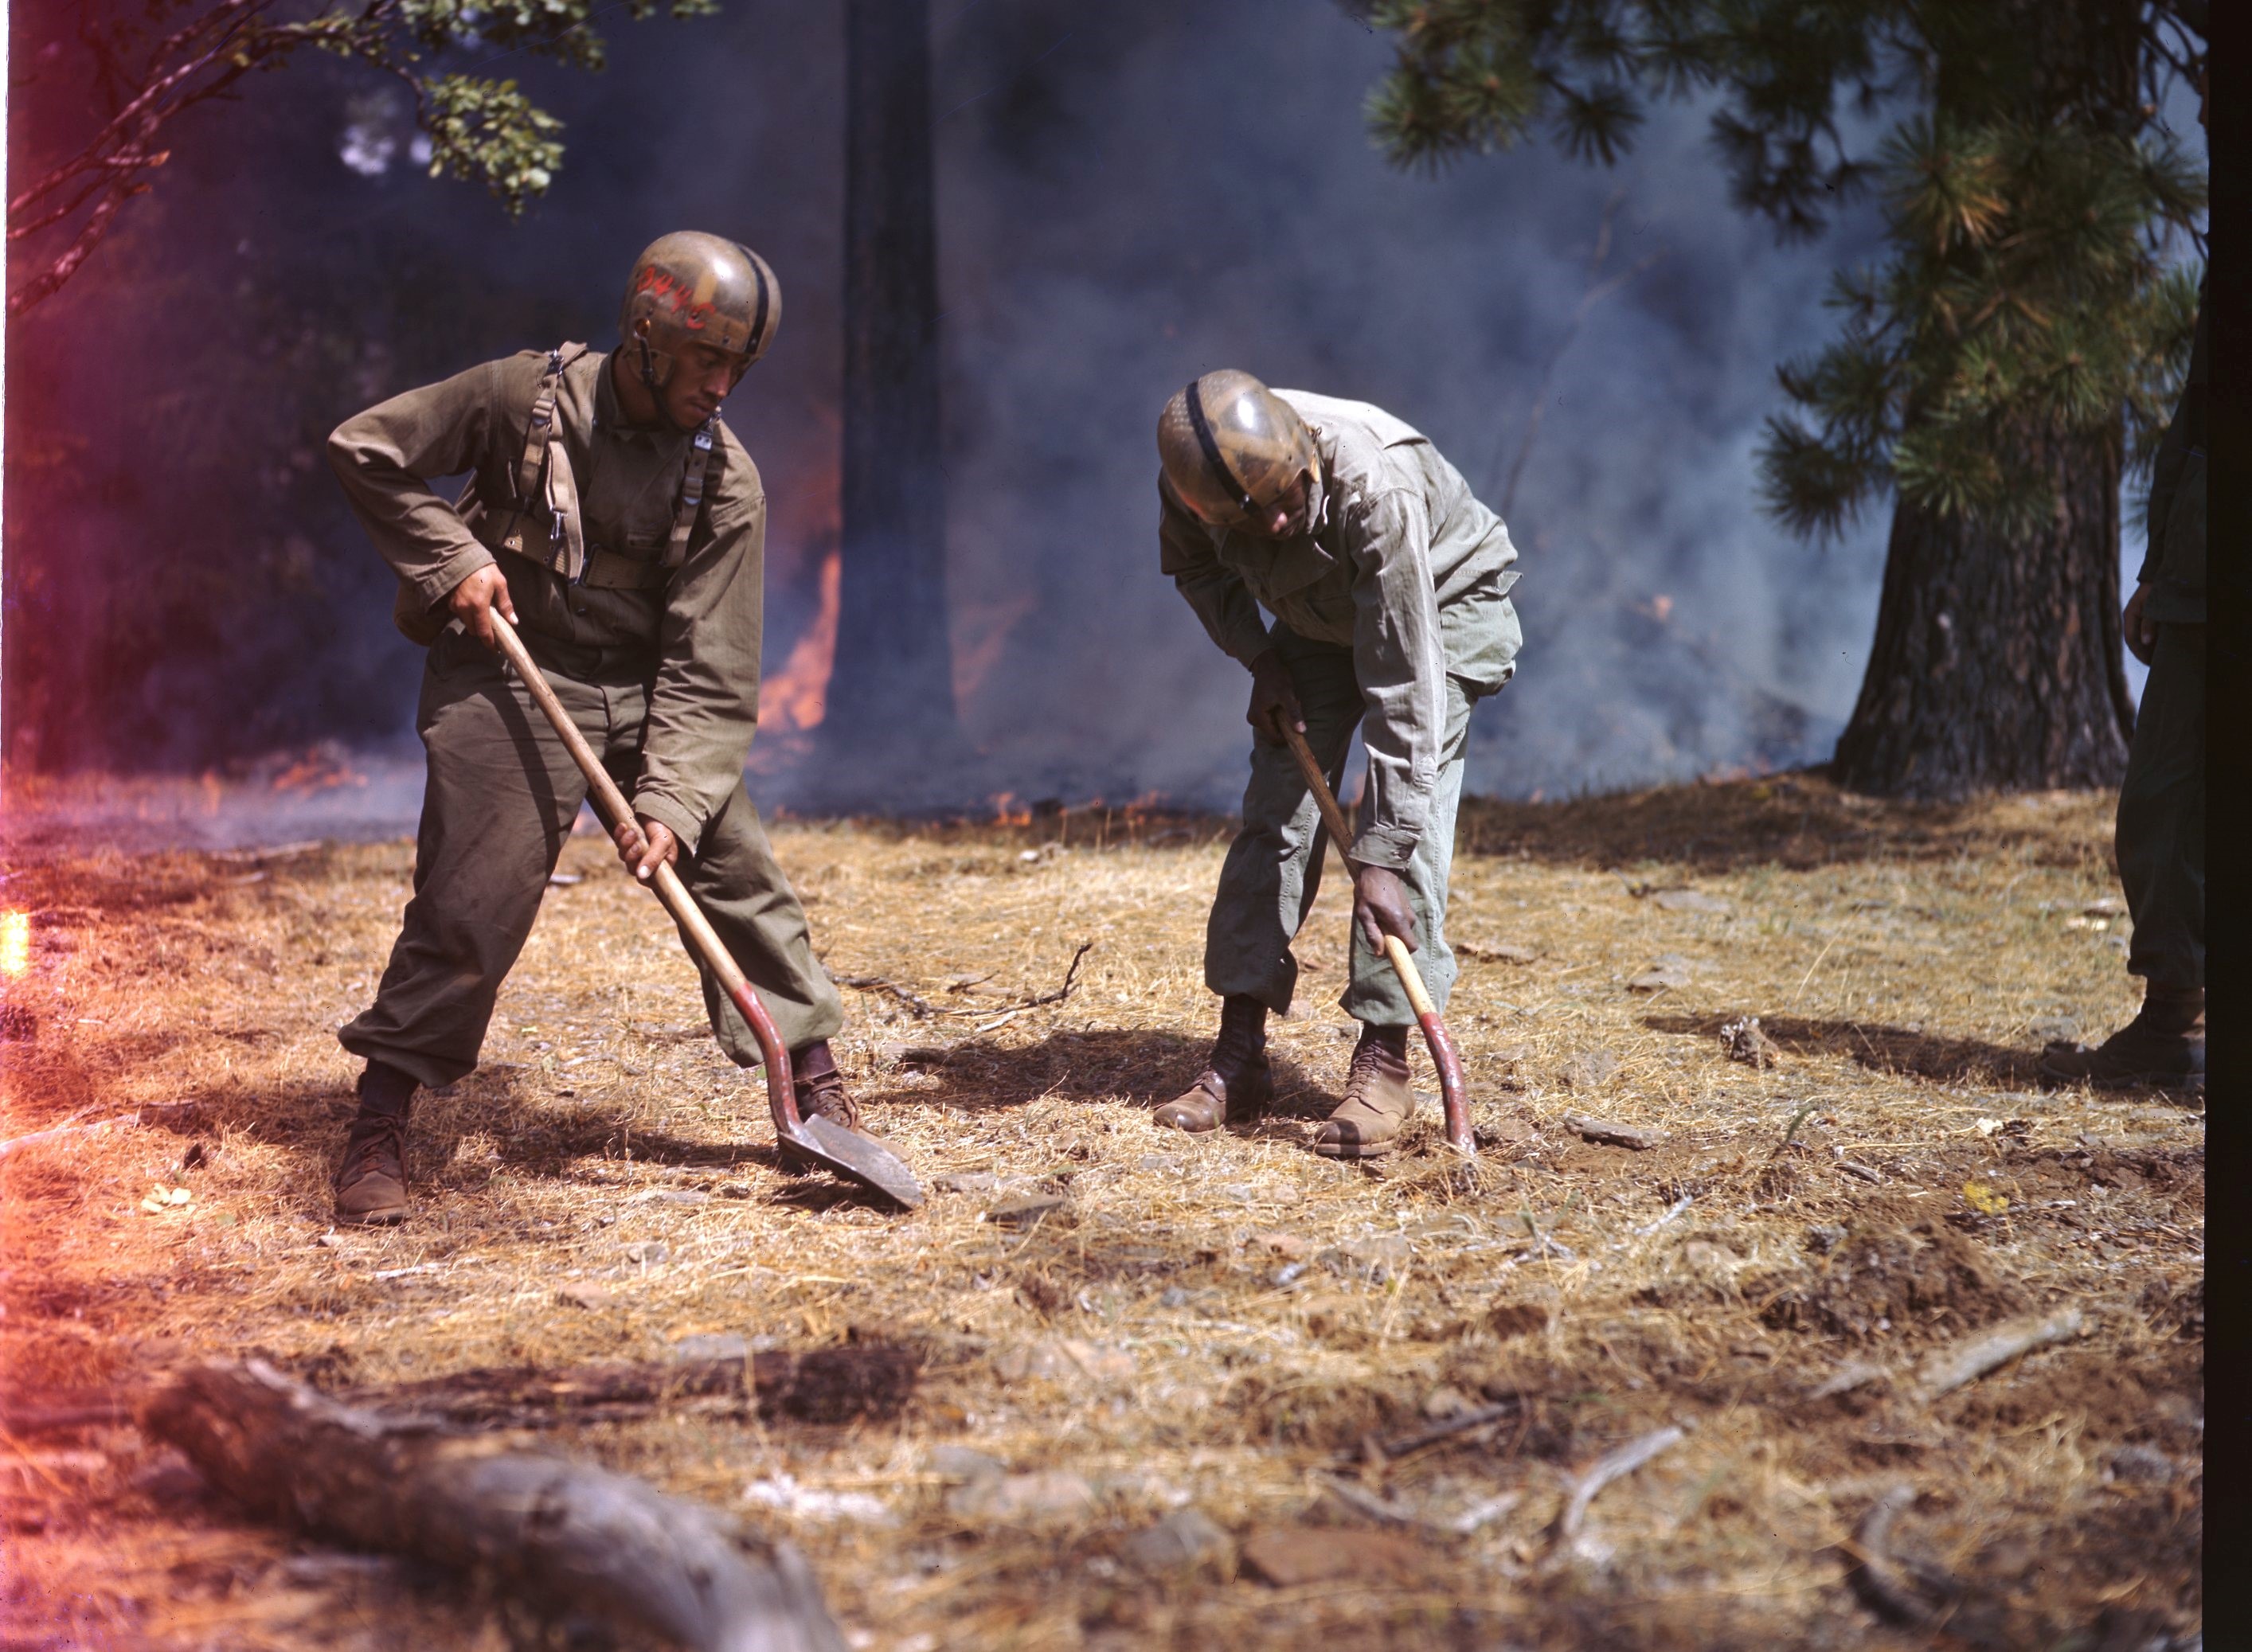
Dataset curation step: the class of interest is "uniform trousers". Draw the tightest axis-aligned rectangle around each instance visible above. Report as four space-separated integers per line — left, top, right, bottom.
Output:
339 624 843 1088
1203 626 1481 1027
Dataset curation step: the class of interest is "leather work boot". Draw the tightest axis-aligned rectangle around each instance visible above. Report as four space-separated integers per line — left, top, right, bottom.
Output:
1315 1025 1416 1158
1155 995 1272 1132
789 1040 880 1142
333 1060 416 1225
2041 986 2205 1098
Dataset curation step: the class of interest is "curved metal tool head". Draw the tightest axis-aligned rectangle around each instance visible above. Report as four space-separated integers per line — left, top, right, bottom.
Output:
780 1117 925 1210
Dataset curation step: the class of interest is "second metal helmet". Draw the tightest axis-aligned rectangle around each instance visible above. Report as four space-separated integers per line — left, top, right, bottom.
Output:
619 232 780 390
1156 370 1316 525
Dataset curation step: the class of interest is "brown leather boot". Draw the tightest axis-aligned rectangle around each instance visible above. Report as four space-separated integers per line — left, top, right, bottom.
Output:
2041 986 2205 1095
1315 1025 1416 1158
1155 995 1272 1132
789 1040 882 1143
333 1061 415 1225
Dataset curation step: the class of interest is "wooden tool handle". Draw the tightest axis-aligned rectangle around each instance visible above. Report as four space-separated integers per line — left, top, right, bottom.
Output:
1278 723 1355 852
1277 721 1473 1155
488 615 747 994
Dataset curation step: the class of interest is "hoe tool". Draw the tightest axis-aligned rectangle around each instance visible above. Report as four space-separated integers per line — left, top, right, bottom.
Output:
491 613 925 1209
1278 723 1474 1156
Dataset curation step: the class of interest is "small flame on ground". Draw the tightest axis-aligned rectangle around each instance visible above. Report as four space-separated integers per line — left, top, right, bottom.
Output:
0 912 30 977
272 748 370 795
761 549 842 734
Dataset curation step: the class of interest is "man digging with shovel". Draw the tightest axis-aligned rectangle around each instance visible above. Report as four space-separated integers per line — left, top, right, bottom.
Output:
1153 371 1523 1157
324 233 866 1224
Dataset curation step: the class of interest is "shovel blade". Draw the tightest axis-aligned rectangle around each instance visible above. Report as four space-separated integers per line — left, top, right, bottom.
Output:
780 1117 925 1210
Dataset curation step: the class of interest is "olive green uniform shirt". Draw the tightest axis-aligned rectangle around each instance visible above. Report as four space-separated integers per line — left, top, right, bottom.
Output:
327 349 767 855
1159 390 1521 870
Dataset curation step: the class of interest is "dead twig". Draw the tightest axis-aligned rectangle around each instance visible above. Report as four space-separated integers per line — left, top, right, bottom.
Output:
1547 1424 1685 1557
828 972 939 1018
831 941 1093 1027
1845 1484 1957 1629
1561 1111 1666 1150
0 1113 141 1162
1910 1307 2082 1402
1366 1400 1519 1463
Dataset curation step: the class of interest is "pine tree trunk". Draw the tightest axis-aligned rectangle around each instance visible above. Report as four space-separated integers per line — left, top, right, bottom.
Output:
823 0 959 762
1832 424 2135 798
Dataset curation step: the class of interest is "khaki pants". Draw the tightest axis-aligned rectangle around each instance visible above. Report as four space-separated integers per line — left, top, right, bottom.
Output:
339 625 843 1088
2117 623 2203 992
1203 626 1483 1027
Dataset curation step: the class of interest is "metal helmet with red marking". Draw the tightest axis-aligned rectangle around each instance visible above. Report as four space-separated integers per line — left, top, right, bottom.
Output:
618 232 780 392
1155 369 1317 527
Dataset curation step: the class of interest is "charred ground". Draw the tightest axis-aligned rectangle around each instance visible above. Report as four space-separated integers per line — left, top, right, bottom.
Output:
0 772 2203 1649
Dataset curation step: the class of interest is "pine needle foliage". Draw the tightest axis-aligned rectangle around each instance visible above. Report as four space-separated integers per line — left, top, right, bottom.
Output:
1366 0 2205 545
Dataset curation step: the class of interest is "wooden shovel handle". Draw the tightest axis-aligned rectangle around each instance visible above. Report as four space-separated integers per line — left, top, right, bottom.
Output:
1277 722 1474 1156
488 613 800 1129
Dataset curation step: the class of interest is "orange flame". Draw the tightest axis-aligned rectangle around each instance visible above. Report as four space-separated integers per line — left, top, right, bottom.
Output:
760 549 841 733
272 748 369 795
989 791 1032 827
0 912 29 978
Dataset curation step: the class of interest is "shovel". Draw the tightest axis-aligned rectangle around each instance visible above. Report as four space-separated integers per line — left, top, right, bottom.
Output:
1277 723 1474 1156
490 612 925 1209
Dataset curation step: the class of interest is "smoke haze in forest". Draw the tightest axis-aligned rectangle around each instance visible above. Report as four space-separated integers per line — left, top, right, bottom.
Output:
10 0 2185 827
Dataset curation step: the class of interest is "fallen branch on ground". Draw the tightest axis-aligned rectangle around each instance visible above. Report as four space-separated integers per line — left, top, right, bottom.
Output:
0 1113 142 1162
144 1360 846 1652
1845 1484 1957 1629
1911 1308 2083 1402
828 972 939 1018
835 943 1094 1029
1368 1400 1519 1462
1548 1424 1684 1557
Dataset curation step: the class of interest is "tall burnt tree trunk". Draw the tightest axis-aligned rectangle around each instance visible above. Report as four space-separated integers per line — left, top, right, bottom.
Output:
823 0 960 768
1833 0 2144 798
1833 424 2135 797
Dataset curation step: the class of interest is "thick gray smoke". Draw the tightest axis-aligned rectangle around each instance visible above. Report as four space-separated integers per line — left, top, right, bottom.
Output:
14 0 2191 848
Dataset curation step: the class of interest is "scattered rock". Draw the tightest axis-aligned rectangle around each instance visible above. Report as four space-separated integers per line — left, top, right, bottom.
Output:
1628 956 1694 994
1159 1287 1191 1309
1250 1230 1315 1260
1652 889 1730 915
1679 1240 1741 1279
2082 896 2124 917
1560 1111 1666 1150
1721 1015 1781 1068
2028 1016 2081 1044
1559 1049 1620 1091
1476 1115 1536 1146
932 1170 1000 1196
623 1240 670 1265
1135 1154 1184 1174
945 1470 1098 1523
1421 1384 1478 1420
717 1181 753 1199
983 1190 1069 1228
555 1283 618 1310
1489 1043 1536 1067
994 1338 1136 1384
637 1188 710 1207
927 1445 1005 1484
1239 1526 1438 1589
1318 1235 1413 1284
670 1333 749 1361
1121 1506 1233 1572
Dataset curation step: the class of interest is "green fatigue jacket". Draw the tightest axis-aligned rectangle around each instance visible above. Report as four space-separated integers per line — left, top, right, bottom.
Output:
1159 390 1520 872
327 348 767 856
2140 286 2207 625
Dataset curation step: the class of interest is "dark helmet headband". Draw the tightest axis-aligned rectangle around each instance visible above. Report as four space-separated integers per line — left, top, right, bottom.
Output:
1184 377 1260 519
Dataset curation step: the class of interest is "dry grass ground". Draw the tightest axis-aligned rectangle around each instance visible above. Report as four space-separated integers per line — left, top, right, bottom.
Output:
0 772 2202 1650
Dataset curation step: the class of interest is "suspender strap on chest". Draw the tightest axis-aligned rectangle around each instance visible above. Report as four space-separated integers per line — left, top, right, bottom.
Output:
500 343 589 580
665 418 718 568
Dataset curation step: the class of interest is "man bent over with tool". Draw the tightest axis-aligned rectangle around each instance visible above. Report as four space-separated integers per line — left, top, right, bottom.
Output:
1154 372 1522 1156
324 233 859 1224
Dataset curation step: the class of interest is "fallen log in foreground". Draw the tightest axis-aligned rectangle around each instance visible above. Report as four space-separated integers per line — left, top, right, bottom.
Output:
144 1361 846 1652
